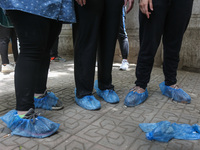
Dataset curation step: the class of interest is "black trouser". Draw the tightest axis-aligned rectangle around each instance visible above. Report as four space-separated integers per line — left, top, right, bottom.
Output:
7 11 62 111
135 0 193 89
73 0 123 98
118 6 129 59
0 25 18 64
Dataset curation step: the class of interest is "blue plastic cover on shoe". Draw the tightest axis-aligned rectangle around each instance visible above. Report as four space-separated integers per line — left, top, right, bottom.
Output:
94 80 119 103
74 88 101 110
75 95 101 110
34 92 58 110
139 121 200 142
124 89 148 107
159 82 191 103
0 110 59 138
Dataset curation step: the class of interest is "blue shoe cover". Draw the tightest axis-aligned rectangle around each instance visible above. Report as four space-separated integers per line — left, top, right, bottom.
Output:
74 88 101 110
34 92 58 110
139 121 200 142
171 123 200 140
159 82 191 104
94 80 119 103
0 110 59 138
124 89 148 107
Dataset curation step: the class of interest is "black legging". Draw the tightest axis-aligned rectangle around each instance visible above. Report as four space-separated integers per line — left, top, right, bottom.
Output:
135 0 193 89
0 25 18 64
73 0 123 98
7 11 62 111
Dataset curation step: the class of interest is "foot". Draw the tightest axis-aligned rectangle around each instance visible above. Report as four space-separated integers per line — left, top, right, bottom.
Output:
75 95 101 110
119 59 129 71
34 91 64 110
94 80 119 103
0 108 59 138
124 86 148 107
1 64 15 73
159 82 191 104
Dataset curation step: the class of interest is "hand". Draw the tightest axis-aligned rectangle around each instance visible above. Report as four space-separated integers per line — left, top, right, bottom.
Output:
75 0 86 6
124 0 134 13
139 0 153 19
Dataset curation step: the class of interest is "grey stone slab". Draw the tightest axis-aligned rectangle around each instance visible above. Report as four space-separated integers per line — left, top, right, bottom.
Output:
1 57 200 150
53 135 94 150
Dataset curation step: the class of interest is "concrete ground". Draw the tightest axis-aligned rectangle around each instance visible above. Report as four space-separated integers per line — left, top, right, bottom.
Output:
0 55 200 150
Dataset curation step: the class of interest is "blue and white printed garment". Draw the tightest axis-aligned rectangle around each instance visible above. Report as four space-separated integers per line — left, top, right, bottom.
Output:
0 0 76 23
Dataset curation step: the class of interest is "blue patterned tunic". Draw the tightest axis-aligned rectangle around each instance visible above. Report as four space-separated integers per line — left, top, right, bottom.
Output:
0 0 76 23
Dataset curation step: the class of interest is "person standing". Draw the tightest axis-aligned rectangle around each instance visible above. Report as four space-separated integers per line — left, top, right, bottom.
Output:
124 0 194 107
0 1 75 138
73 0 134 110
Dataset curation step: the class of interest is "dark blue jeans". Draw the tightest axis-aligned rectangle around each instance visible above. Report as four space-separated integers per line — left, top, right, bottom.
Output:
7 10 62 111
135 0 193 89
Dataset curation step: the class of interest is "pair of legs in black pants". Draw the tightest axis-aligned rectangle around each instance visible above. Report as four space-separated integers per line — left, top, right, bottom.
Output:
124 0 193 107
0 25 18 64
135 0 194 89
7 11 62 111
73 0 123 99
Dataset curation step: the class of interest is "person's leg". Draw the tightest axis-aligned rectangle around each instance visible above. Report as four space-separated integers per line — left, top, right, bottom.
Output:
34 21 62 95
73 0 103 98
135 0 170 90
0 25 10 64
10 28 18 62
159 0 193 104
98 0 123 90
50 37 59 58
2 10 60 138
72 0 103 110
163 0 193 86
7 10 54 111
118 6 129 71
33 21 63 110
118 6 129 60
124 0 170 107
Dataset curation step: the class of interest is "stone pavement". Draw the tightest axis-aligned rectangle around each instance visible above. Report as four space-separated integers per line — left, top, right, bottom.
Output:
0 56 200 150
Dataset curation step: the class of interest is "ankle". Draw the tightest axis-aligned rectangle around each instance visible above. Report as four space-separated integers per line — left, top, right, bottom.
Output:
132 86 145 93
170 84 179 89
34 93 44 98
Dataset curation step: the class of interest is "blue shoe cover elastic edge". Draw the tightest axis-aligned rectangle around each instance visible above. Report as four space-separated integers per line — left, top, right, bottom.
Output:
34 92 58 110
94 80 119 103
0 110 59 138
124 89 148 107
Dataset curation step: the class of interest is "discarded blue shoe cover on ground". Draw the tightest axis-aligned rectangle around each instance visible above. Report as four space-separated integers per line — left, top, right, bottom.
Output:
34 92 58 110
141 121 174 142
94 80 119 103
159 82 191 104
139 121 200 142
171 123 200 140
0 110 60 138
124 88 148 107
193 124 200 133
